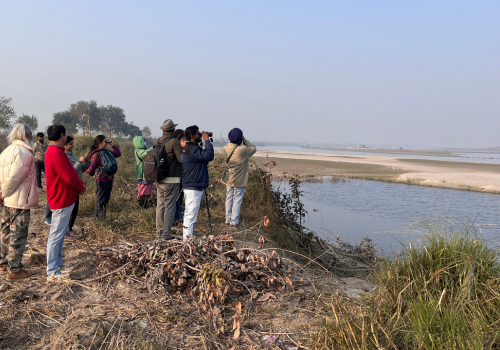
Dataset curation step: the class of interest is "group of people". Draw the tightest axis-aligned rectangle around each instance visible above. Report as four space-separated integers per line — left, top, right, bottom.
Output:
0 124 123 281
0 119 256 282
134 120 256 241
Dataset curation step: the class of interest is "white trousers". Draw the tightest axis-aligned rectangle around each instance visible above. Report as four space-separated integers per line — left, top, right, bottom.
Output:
182 189 203 241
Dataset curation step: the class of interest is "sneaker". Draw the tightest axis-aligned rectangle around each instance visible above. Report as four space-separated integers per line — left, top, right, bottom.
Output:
44 220 51 226
6 269 32 281
0 264 8 272
161 235 176 241
65 230 79 240
47 270 69 282
59 266 75 275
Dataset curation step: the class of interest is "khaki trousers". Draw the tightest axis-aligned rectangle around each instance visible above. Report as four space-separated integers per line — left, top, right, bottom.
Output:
156 183 180 237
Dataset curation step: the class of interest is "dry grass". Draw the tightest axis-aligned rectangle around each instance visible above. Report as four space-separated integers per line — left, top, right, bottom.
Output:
0 136 369 349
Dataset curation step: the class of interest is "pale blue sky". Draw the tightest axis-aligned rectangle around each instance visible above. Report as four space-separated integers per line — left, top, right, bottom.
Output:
1 1 499 147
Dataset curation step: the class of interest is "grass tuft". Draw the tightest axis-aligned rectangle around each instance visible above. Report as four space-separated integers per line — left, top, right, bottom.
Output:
310 225 500 350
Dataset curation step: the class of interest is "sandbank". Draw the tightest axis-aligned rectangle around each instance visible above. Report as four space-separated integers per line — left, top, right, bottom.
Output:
252 150 500 194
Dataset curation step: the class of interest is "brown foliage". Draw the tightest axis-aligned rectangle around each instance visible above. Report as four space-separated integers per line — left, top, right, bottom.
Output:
85 235 294 306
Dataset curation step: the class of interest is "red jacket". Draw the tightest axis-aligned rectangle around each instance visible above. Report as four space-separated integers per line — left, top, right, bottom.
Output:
45 145 85 209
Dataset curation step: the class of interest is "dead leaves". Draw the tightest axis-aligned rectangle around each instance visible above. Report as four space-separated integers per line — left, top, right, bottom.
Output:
212 306 221 334
263 216 270 227
250 288 259 300
86 235 292 307
232 301 241 339
259 236 267 248
262 161 277 167
257 293 276 302
31 307 60 318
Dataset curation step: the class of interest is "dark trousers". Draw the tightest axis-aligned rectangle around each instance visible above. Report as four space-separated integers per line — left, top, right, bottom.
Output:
35 161 44 189
45 203 51 224
95 181 113 219
45 196 80 231
174 188 184 222
69 196 79 231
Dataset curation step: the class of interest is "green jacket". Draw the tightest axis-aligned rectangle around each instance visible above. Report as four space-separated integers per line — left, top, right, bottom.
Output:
133 136 153 181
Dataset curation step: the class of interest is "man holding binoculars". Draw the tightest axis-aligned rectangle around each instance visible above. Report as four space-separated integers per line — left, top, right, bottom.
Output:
180 125 214 241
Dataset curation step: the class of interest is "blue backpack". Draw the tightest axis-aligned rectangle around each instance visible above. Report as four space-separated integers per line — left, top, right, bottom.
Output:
100 149 118 175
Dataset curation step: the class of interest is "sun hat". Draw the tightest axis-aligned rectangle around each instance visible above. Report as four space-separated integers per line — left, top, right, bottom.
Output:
160 119 178 131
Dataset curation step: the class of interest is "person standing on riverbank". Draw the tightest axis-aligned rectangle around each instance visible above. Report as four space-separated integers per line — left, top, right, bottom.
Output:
86 135 121 219
173 129 185 225
45 125 86 281
33 132 47 190
0 124 38 281
155 119 183 240
221 128 256 227
45 136 90 238
181 126 214 241
133 135 153 208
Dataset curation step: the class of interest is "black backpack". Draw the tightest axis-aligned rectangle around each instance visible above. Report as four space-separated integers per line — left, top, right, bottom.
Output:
143 137 174 182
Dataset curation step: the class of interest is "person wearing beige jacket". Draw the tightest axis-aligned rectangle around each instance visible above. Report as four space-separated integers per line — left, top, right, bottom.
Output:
221 128 256 227
0 124 38 281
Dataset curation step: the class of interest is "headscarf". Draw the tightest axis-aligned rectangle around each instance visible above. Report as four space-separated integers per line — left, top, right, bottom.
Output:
228 128 243 144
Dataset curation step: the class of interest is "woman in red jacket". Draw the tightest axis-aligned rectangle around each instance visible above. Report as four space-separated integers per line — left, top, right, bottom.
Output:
86 135 121 219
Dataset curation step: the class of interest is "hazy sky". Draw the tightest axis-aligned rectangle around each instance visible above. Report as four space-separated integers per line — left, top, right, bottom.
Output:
1 1 499 148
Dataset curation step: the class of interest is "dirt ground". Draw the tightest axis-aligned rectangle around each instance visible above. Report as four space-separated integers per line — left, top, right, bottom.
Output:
0 191 372 349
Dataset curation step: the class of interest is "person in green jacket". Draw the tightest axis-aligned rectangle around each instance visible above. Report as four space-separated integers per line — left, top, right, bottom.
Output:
133 136 153 208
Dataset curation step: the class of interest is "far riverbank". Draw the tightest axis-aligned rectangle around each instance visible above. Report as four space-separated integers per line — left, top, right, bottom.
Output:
252 149 500 194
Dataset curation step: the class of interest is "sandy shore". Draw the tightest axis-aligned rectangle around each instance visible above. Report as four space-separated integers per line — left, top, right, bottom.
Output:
252 150 500 194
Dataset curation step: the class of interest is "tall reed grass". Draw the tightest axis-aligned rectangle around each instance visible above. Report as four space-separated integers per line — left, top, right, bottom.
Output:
309 225 500 349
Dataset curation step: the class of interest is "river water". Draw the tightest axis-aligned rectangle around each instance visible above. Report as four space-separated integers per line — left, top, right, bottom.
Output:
273 179 500 255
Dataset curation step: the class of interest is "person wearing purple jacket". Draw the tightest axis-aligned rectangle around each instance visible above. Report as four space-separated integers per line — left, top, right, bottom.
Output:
86 135 121 219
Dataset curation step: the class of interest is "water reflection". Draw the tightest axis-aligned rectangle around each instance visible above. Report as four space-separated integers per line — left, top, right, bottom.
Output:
273 179 500 255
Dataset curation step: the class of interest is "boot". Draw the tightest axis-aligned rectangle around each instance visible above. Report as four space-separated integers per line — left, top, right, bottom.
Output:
6 269 32 281
138 196 148 208
0 265 8 272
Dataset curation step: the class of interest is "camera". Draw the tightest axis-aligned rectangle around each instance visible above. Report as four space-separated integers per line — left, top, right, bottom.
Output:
105 140 112 143
202 131 213 137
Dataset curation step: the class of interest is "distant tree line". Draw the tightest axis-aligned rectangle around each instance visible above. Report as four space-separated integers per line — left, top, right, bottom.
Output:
0 96 39 131
53 100 143 137
1 96 152 139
